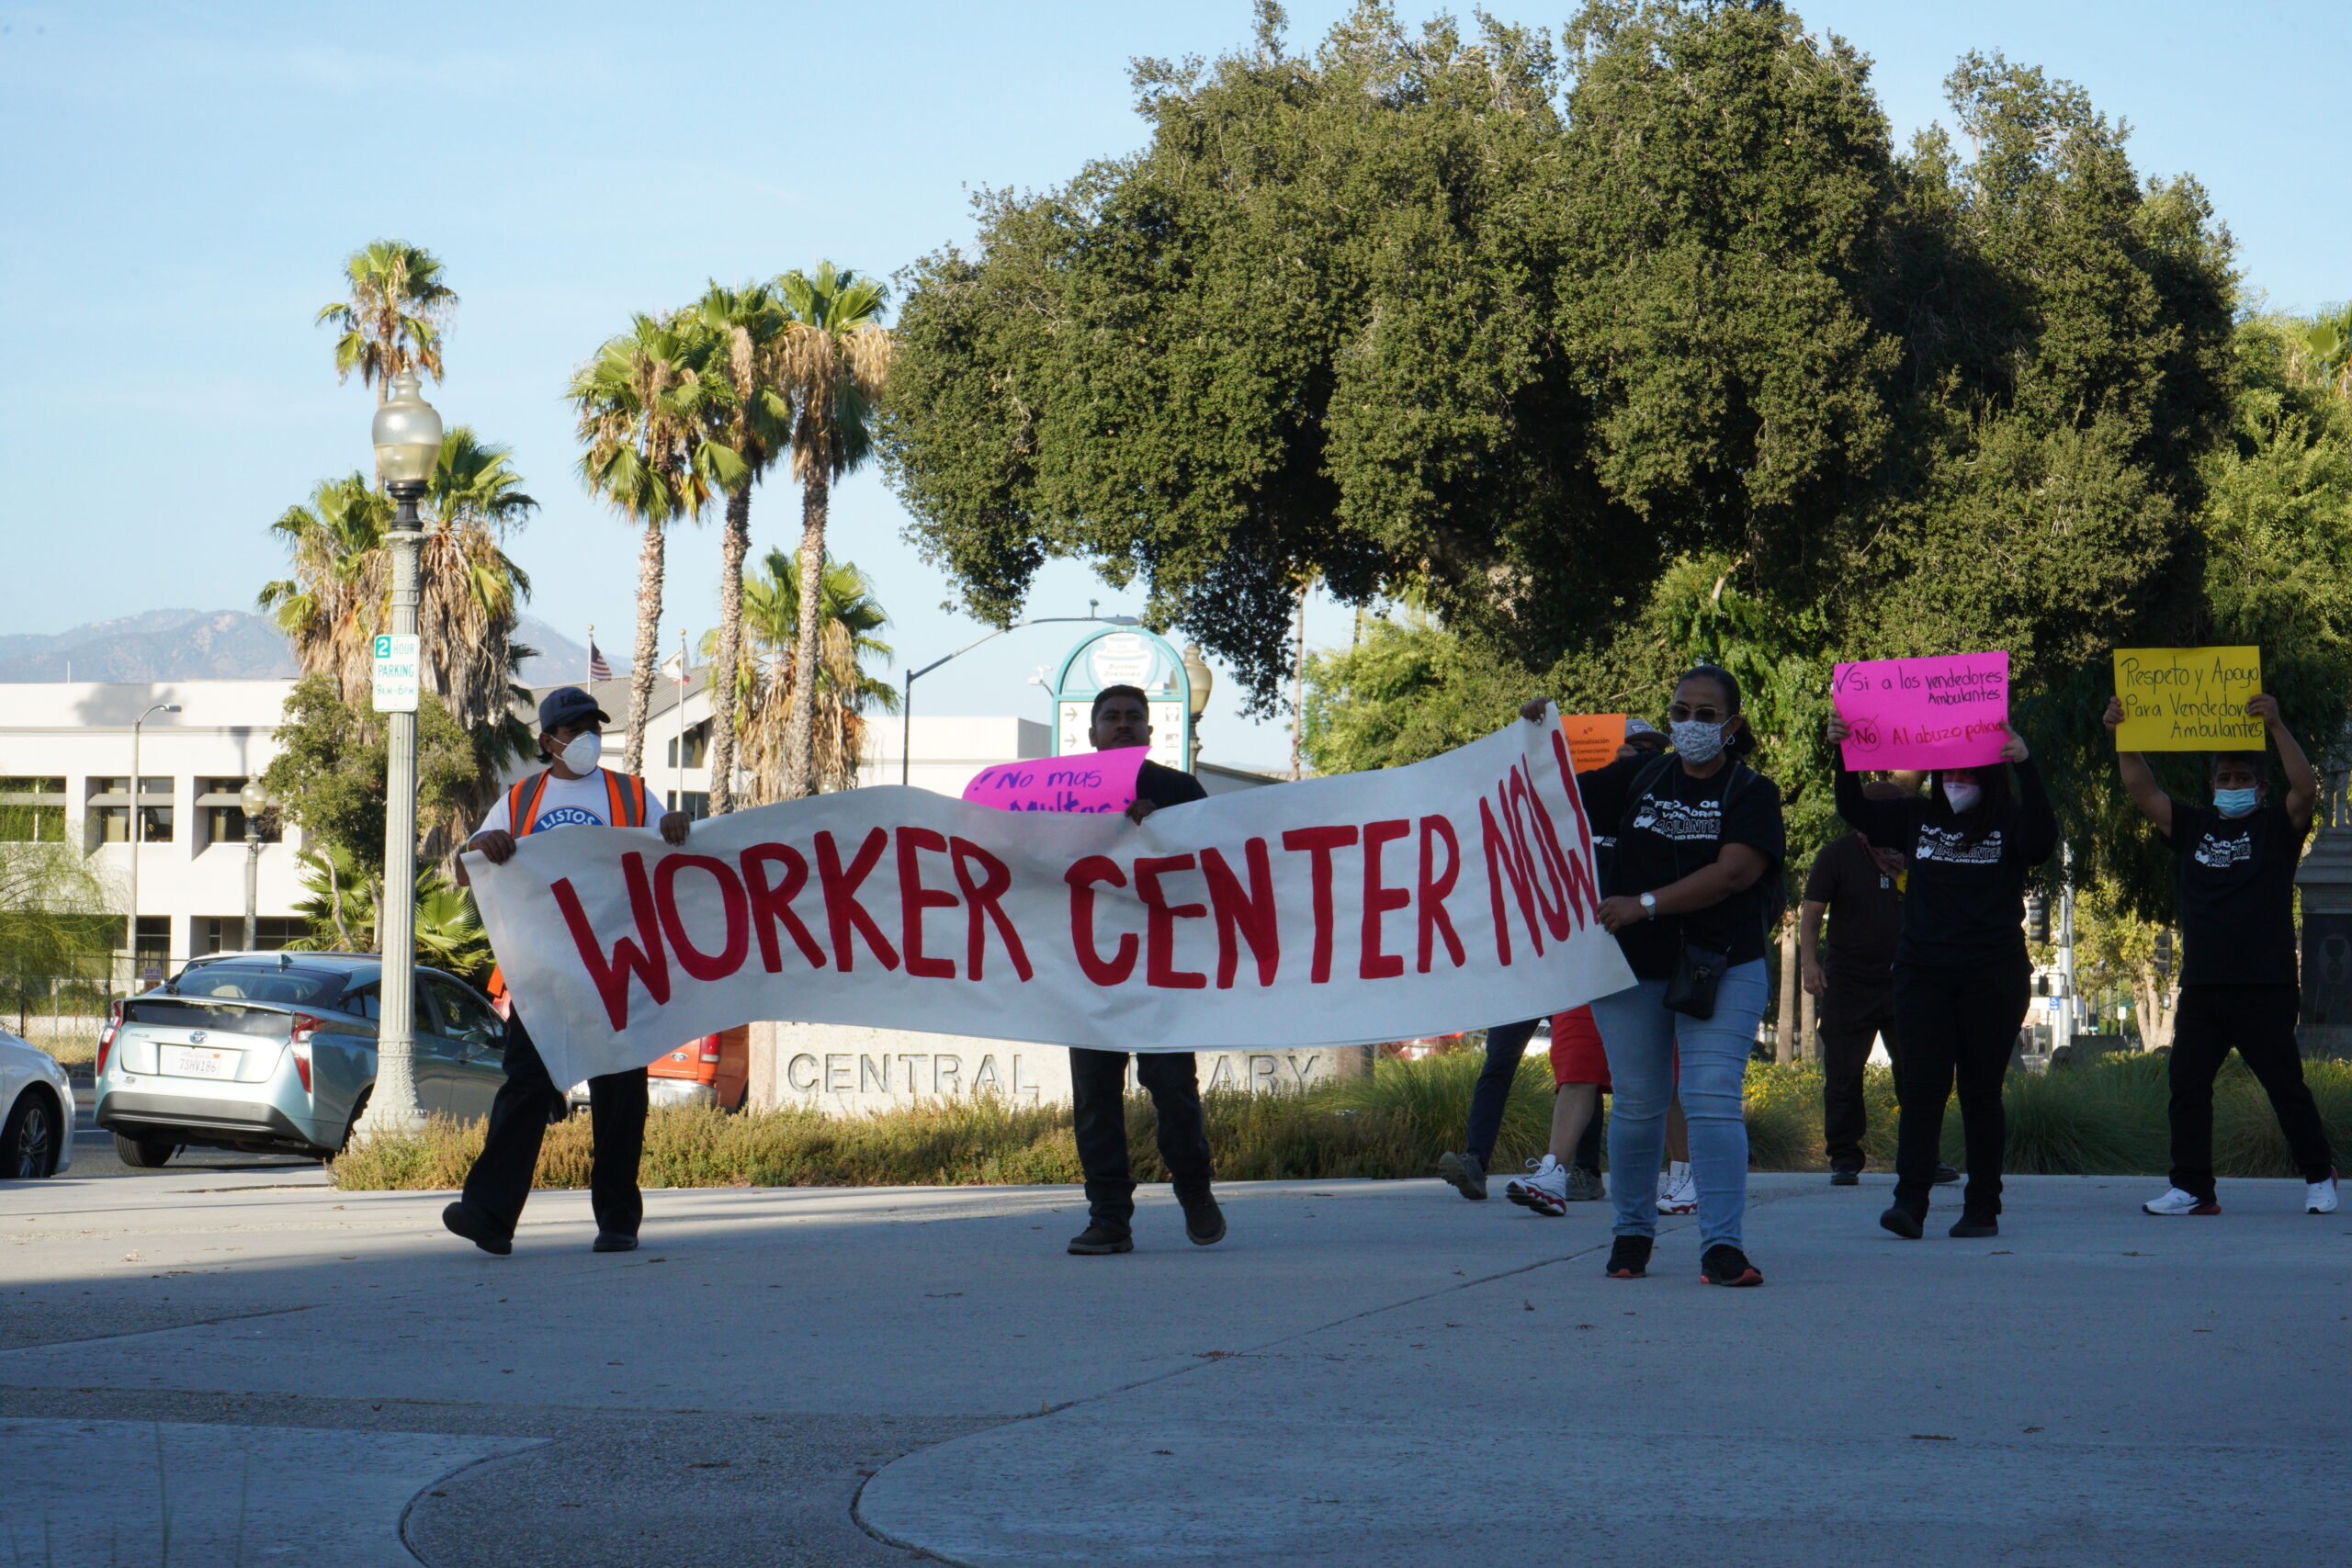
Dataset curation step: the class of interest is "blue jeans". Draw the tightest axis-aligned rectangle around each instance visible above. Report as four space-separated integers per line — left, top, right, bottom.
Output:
1589 960 1769 1250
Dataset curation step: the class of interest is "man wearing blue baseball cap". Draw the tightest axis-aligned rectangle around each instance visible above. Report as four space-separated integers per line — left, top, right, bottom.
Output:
442 686 691 1256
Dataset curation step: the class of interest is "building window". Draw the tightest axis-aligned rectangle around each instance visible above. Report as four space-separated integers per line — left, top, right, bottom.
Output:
88 777 174 844
665 790 710 821
665 720 709 769
195 776 277 846
0 777 67 842
201 916 306 953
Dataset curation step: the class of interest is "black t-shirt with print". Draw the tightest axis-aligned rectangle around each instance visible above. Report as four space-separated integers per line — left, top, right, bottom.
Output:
1835 760 2057 969
1802 830 1905 986
2162 799 2305 988
1134 759 1209 810
1577 754 1787 981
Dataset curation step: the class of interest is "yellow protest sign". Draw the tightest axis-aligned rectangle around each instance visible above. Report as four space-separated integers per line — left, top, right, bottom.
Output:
2111 647 2264 750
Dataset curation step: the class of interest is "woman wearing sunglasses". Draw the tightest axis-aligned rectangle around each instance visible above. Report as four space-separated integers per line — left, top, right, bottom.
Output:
1531 665 1786 1286
1824 713 2053 1239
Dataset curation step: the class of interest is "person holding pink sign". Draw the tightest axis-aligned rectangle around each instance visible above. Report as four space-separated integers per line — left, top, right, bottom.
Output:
1826 710 2053 1240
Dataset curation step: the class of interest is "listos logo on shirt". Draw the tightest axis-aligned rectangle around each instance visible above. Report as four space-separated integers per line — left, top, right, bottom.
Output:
2193 831 2254 870
1631 795 1721 842
532 806 606 831
1914 825 2002 864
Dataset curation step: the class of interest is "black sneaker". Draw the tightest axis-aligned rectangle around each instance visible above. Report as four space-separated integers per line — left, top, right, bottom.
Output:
441 1201 513 1257
1933 1165 1962 1185
1068 1223 1135 1255
1436 1151 1488 1201
592 1232 639 1253
1949 1213 1998 1239
1182 1195 1227 1247
1829 1166 1861 1187
1879 1205 1924 1240
1699 1243 1762 1287
1605 1235 1653 1279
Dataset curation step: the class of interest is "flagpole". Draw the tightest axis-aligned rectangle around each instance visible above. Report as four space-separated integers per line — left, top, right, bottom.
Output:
678 628 689 815
586 623 594 688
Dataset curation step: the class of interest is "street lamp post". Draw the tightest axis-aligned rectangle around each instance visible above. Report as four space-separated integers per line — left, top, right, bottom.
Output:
125 702 180 989
898 614 1139 786
237 780 274 952
354 370 442 1141
1182 644 1215 771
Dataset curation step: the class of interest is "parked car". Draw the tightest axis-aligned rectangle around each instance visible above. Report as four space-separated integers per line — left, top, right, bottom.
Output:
563 1030 752 1115
93 952 508 1168
1 1027 74 1179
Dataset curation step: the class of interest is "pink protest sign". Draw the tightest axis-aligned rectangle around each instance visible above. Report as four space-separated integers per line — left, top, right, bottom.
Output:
1831 651 2011 771
961 747 1148 814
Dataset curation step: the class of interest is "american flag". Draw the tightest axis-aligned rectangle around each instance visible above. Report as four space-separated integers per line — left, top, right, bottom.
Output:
587 637 612 682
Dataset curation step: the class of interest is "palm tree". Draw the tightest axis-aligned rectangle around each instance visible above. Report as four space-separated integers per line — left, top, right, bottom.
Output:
567 313 738 775
259 473 390 704
770 263 892 797
708 548 895 799
689 281 792 816
316 240 458 401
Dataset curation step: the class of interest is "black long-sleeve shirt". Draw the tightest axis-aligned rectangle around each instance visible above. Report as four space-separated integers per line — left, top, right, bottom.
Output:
1834 760 2056 968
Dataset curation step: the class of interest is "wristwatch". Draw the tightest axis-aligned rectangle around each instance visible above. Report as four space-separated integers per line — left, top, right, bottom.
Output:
1638 892 1658 919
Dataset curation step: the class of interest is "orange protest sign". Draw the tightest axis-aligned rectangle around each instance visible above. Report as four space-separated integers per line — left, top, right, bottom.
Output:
1559 714 1627 773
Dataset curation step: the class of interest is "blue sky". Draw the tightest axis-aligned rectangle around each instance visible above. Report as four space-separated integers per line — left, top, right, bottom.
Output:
3 1 2343 772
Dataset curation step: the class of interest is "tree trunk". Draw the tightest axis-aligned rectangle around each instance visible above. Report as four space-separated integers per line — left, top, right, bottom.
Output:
781 471 830 800
2132 964 2179 1051
707 487 753 815
1288 581 1307 781
624 521 666 778
1798 976 1818 1063
1775 912 1799 1065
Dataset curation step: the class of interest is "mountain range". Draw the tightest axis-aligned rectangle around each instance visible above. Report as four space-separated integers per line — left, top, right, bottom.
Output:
0 610 615 687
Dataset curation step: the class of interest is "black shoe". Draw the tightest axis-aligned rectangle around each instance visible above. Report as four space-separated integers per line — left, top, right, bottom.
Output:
1933 1165 1962 1185
442 1201 512 1257
1879 1205 1924 1240
1949 1213 1998 1239
1605 1235 1653 1279
1068 1223 1135 1255
1699 1243 1763 1287
1829 1166 1861 1187
593 1232 639 1253
1182 1195 1227 1247
1436 1151 1488 1201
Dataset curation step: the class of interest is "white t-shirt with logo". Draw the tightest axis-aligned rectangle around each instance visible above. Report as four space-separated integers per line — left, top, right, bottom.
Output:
474 770 664 840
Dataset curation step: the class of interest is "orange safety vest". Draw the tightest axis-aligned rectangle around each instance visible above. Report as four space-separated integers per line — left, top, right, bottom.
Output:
503 768 652 837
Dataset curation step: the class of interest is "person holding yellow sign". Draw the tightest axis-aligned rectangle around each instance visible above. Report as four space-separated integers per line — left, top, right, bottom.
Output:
2103 692 2338 1218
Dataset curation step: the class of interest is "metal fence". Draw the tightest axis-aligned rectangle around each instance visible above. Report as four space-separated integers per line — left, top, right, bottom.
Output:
4 974 108 1065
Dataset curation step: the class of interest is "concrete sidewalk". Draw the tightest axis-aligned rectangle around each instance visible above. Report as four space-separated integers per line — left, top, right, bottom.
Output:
3 1168 2346 1566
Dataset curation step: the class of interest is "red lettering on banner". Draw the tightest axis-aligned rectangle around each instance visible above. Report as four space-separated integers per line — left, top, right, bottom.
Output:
1480 798 1544 964
1066 855 1137 985
1135 854 1209 989
652 853 750 982
950 837 1034 982
740 844 827 972
551 853 671 1030
1547 729 1602 918
815 829 901 973
1503 766 1573 939
1281 825 1359 984
896 828 959 980
1201 840 1279 988
1417 816 1466 973
1359 818 1411 979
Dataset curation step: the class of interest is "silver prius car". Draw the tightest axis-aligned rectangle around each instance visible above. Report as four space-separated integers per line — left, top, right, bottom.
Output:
94 952 509 1168
1 1027 74 1179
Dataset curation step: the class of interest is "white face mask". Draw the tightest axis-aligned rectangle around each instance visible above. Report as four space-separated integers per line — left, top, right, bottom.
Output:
1944 780 1982 814
559 732 602 774
1669 718 1727 763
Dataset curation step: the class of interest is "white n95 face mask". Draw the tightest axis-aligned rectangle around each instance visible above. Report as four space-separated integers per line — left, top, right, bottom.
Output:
560 733 603 773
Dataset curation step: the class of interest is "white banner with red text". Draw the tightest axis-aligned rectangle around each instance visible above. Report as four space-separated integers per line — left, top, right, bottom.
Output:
465 712 1635 1088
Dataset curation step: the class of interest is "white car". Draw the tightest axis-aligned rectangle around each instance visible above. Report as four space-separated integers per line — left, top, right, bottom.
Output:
1 1027 74 1179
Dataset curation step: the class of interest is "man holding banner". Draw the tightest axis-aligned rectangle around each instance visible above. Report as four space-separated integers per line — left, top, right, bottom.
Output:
2105 689 2338 1217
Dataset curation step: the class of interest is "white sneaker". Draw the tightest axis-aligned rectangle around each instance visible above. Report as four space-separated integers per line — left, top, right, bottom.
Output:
1505 1156 1569 1217
1656 1162 1698 1214
2142 1187 2221 1216
2308 1168 2339 1215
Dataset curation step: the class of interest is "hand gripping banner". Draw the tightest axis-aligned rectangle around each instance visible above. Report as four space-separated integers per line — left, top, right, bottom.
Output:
467 712 1636 1088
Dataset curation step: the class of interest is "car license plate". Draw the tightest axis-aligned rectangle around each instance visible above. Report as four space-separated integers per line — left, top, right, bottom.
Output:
163 1044 239 1079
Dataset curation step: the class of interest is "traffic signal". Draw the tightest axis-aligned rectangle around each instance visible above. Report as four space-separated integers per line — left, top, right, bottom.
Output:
2026 892 2051 944
2154 929 2175 968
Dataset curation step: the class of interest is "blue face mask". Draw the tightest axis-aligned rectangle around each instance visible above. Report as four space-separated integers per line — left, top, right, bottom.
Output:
2214 787 2259 818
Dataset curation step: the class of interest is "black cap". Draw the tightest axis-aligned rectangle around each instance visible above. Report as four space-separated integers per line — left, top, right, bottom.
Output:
537 686 609 733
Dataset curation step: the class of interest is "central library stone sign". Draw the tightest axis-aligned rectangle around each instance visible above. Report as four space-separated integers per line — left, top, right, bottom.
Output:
744 1022 1361 1115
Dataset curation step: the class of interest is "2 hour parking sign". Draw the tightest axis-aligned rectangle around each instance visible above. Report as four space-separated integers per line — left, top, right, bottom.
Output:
372 633 419 712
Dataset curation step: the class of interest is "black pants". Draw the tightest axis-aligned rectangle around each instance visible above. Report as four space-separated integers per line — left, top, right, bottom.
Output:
1820 984 1898 1169
1463 1020 1605 1171
1890 959 2029 1216
459 1010 648 1240
1069 1047 1214 1230
2168 984 2335 1200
